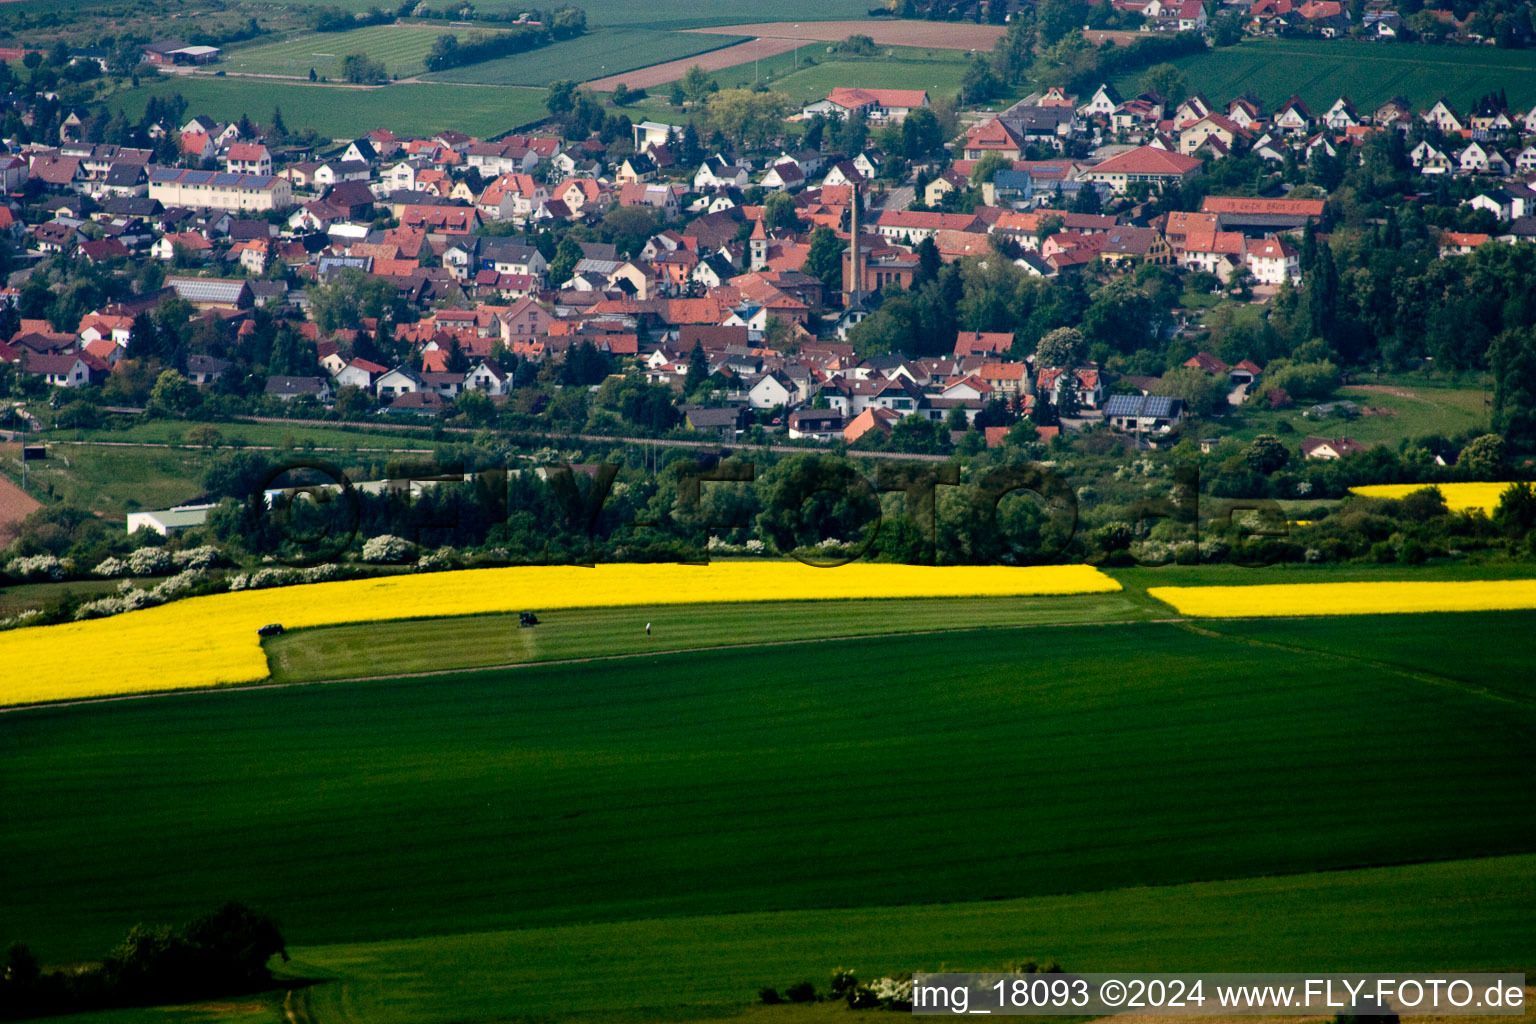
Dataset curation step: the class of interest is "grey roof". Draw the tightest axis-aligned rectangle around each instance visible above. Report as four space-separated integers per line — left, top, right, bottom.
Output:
265 375 329 396
1104 394 1182 419
682 406 741 428
165 277 250 304
187 354 231 374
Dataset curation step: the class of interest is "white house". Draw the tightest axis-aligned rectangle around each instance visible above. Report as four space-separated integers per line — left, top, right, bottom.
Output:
375 366 425 399
465 360 511 395
746 371 794 410
1244 236 1299 284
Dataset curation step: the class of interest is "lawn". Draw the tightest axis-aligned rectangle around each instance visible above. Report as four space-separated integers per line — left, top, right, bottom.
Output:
1219 381 1489 446
1111 38 1536 113
219 25 455 80
111 76 548 139
423 28 745 86
4 611 1534 967
719 49 974 103
17 445 215 515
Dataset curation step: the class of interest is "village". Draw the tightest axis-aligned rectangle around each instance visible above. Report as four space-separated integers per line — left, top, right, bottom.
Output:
2 49 1535 474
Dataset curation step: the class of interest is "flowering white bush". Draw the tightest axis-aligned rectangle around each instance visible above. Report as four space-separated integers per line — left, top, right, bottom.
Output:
0 608 44 630
5 555 68 581
745 538 765 553
92 557 128 578
414 547 458 573
150 569 203 601
127 546 174 576
301 563 339 583
362 535 416 563
171 546 220 570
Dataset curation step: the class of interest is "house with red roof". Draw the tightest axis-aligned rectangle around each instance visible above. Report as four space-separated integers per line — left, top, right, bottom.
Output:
802 88 930 124
1080 147 1202 193
963 118 1026 161
225 143 272 176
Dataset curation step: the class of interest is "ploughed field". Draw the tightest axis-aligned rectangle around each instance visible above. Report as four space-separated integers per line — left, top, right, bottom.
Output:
4 601 1534 975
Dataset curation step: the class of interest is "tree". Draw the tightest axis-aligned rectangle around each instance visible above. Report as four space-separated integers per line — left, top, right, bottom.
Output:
551 5 587 38
1138 63 1188 106
547 79 578 118
1155 366 1224 417
762 191 801 233
960 55 1001 104
681 64 714 106
1460 433 1506 478
900 107 943 158
914 236 941 286
684 342 709 394
1070 183 1101 214
706 89 790 151
548 235 584 286
340 53 387 84
1037 0 1081 44
1034 326 1085 367
1491 327 1536 446
803 225 844 293
148 369 195 417
970 151 1009 185
1245 434 1289 473
836 108 869 155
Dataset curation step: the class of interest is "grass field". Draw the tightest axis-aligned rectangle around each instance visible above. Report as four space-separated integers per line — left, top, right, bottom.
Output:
727 49 973 103
5 606 1534 969
1111 38 1536 113
112 76 548 139
220 25 455 80
423 28 745 86
1223 381 1489 446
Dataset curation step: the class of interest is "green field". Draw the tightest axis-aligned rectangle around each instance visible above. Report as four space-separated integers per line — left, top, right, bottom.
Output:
220 25 456 80
1113 38 1536 113
726 49 973 104
1222 381 1490 446
423 28 745 86
112 76 547 139
6 600 1535 974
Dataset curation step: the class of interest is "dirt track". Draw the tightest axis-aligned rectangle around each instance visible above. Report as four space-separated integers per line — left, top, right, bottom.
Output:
583 36 805 90
688 19 1005 49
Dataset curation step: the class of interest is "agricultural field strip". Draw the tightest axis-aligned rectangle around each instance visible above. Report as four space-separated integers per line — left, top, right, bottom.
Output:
1149 579 1536 619
1349 482 1516 514
0 563 1118 707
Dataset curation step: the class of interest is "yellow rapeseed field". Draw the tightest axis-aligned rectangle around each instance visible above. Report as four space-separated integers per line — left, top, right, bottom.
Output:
1349 482 1525 514
1149 579 1536 618
0 562 1119 707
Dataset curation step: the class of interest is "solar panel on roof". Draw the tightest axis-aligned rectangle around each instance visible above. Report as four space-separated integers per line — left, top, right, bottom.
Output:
183 170 214 184
211 172 241 186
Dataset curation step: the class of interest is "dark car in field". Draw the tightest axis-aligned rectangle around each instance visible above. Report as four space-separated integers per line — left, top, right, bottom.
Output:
257 623 285 637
